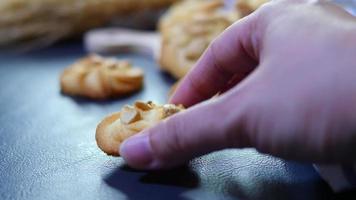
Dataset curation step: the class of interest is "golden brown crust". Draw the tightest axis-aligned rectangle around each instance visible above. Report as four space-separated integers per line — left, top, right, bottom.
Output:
60 54 144 99
158 0 241 79
159 0 269 79
0 0 179 47
96 101 184 156
236 0 269 16
96 112 122 156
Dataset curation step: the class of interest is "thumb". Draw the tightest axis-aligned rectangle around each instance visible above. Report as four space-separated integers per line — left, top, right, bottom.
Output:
119 95 251 170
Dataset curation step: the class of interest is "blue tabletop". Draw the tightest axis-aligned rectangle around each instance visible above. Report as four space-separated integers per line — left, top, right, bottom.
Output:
0 42 355 200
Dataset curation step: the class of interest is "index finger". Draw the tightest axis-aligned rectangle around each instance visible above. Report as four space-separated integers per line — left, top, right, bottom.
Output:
169 15 260 107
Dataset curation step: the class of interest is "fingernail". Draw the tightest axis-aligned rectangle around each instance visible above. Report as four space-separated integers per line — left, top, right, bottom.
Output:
119 133 154 169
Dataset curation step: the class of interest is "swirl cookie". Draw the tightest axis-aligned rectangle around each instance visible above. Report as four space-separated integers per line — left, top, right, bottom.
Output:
96 101 184 156
159 0 241 79
60 54 144 99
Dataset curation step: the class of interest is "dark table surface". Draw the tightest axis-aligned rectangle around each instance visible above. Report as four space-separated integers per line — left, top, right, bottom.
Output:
0 42 355 200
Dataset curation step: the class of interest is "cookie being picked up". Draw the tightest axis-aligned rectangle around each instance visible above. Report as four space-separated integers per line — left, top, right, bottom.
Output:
96 101 184 156
60 54 144 100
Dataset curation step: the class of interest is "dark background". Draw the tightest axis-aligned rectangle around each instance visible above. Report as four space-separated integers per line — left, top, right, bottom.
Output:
0 42 355 200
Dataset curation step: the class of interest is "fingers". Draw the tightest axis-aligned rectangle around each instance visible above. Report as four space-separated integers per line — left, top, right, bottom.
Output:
119 94 251 170
119 0 356 170
169 14 260 107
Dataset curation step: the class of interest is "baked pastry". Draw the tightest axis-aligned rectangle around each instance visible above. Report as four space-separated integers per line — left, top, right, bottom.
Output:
96 101 184 156
0 0 178 48
159 0 241 79
158 0 270 79
60 54 144 99
236 0 269 16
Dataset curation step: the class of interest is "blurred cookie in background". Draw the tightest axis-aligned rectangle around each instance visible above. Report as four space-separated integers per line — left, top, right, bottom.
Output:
60 54 144 100
83 0 271 80
158 0 271 80
158 0 242 79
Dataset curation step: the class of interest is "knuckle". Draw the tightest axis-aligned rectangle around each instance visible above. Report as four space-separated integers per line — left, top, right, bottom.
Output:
186 73 210 99
209 42 233 77
149 116 187 161
239 91 274 151
165 116 187 154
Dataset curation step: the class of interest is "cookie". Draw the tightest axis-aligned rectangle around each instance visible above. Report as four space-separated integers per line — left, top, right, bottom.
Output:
96 101 184 156
60 54 144 99
158 0 241 79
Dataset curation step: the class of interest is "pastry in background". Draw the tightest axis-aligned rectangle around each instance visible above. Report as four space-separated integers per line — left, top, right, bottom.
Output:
60 54 144 100
158 0 270 79
0 0 179 49
158 0 241 79
96 101 184 156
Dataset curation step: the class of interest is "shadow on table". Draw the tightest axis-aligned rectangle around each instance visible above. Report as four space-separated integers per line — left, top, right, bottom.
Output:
101 148 356 200
224 161 356 200
104 165 200 200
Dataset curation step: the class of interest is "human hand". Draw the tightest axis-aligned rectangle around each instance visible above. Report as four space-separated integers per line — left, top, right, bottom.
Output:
120 0 356 170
